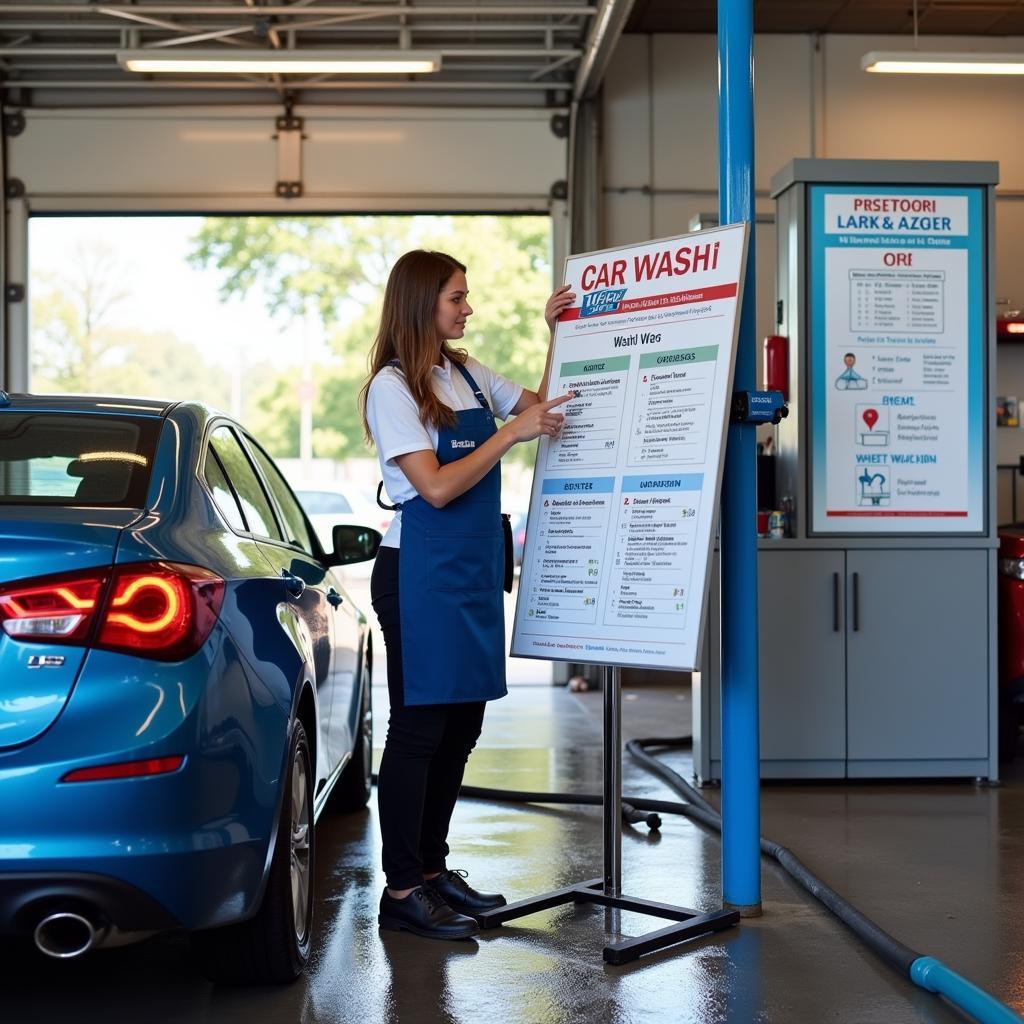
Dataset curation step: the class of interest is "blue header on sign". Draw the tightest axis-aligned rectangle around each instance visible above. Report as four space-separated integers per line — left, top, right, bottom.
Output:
621 474 704 492
541 476 616 495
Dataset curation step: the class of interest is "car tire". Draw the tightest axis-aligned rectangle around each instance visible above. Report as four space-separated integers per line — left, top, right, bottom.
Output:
191 718 315 985
329 670 373 813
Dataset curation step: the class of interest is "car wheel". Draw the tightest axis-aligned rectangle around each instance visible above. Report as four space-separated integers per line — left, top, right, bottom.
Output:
329 670 373 812
191 718 314 984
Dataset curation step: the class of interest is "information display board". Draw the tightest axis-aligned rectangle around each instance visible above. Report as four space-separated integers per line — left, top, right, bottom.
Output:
808 185 986 534
510 225 748 671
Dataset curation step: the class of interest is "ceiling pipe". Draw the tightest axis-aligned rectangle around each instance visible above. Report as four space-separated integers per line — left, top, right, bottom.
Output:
572 0 635 100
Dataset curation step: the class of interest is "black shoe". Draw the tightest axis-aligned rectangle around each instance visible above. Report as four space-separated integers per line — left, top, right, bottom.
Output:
378 886 479 940
425 869 507 917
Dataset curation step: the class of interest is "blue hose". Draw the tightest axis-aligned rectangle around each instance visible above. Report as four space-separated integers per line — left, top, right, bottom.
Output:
911 957 1023 1024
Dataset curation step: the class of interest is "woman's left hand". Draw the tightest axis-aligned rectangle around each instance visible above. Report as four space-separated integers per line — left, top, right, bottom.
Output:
544 285 577 333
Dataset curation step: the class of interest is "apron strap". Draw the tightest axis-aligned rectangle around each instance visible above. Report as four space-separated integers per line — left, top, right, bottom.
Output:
451 359 492 413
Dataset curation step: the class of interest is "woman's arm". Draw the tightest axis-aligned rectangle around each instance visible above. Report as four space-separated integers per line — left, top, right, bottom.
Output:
396 392 573 508
511 284 577 414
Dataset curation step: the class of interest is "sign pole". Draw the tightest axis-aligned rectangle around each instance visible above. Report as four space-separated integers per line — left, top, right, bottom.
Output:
602 665 622 897
480 656 738 963
718 0 762 914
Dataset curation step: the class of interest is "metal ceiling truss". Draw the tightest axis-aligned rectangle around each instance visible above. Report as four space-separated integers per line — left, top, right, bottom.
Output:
0 1 640 108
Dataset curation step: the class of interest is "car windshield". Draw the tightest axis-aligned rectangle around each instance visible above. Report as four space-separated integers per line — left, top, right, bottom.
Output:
295 490 354 515
0 412 160 507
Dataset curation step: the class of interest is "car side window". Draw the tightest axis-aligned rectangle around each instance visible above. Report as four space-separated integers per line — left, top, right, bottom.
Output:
208 426 283 542
246 440 318 556
203 446 247 533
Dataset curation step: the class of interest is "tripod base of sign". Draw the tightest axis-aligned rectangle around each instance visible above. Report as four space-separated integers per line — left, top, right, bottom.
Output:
477 879 739 965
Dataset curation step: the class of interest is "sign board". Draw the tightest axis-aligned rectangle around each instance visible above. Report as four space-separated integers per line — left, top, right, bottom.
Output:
808 185 986 534
510 225 749 671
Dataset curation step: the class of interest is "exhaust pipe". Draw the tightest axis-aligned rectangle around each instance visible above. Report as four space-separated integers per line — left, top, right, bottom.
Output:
34 912 105 960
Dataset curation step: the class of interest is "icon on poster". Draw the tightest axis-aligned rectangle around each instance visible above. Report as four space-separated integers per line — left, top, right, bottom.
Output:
856 468 890 506
855 404 889 446
835 352 868 391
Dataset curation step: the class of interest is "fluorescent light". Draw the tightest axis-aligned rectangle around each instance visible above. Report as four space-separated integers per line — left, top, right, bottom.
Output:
862 50 1024 74
117 49 441 75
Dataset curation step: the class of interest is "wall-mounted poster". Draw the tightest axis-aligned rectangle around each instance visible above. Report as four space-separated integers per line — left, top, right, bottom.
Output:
808 185 986 534
510 224 748 672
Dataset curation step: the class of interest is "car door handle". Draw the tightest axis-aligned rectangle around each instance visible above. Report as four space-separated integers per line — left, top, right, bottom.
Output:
327 587 343 608
281 569 305 599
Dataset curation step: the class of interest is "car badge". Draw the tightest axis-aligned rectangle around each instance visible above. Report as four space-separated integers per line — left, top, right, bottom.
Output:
27 655 65 669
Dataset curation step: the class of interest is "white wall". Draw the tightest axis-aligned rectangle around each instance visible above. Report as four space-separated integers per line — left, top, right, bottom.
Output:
603 33 1024 517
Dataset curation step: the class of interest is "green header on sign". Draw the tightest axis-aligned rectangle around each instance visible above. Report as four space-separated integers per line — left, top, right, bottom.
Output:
559 355 631 376
638 345 718 369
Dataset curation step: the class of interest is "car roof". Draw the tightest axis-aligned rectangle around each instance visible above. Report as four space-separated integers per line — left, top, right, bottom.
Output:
0 391 178 417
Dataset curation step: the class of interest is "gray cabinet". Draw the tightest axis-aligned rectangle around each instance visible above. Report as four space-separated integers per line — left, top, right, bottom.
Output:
697 546 994 781
758 550 845 777
845 549 989 777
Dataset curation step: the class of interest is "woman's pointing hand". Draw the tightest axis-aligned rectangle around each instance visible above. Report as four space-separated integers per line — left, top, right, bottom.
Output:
507 391 574 443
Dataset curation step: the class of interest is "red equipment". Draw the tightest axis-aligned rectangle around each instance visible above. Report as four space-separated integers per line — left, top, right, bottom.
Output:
763 334 789 399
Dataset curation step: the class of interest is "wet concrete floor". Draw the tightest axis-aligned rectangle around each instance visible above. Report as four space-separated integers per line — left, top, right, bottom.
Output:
2 679 1023 1024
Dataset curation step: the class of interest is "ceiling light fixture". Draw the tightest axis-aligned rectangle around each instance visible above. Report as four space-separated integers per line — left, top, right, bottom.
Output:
862 51 1024 75
117 49 442 75
861 0 1024 75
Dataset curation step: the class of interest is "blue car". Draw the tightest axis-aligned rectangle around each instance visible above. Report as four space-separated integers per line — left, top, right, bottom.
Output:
0 393 379 983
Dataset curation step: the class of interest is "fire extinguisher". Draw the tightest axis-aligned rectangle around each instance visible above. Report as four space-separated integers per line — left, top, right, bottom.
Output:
763 335 789 400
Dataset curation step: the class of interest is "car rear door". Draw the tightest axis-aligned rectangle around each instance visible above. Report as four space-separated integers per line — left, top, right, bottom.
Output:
205 425 337 779
238 433 357 771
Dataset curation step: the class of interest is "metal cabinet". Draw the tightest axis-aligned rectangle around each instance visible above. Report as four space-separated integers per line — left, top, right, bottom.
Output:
845 549 989 777
758 549 846 777
696 547 993 781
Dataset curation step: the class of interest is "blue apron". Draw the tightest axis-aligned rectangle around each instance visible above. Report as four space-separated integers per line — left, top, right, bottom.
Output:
396 360 508 706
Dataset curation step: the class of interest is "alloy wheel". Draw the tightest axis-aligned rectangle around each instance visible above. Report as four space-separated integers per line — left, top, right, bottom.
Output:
289 746 312 942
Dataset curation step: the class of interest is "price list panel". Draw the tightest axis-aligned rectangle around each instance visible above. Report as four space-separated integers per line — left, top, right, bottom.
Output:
511 223 748 671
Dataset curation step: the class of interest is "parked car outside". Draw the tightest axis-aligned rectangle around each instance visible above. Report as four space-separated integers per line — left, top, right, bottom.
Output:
0 392 380 983
293 484 393 580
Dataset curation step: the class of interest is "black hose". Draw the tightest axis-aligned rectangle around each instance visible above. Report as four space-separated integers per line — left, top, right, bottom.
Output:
625 737 920 975
434 737 921 974
380 736 1016 1017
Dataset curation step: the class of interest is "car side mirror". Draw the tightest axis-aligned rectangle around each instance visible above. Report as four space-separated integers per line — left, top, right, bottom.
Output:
330 524 382 566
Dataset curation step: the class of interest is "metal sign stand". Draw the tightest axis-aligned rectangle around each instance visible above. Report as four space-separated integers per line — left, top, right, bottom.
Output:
478 665 739 965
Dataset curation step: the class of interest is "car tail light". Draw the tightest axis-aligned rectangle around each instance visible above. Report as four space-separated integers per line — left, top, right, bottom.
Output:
0 562 224 661
0 573 104 642
61 755 185 783
1000 557 1024 580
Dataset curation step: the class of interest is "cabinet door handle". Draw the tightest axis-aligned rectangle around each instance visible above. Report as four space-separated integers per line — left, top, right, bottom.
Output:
852 572 860 632
832 572 841 632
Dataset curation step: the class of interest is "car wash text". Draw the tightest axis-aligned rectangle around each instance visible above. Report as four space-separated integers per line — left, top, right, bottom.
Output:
580 241 721 292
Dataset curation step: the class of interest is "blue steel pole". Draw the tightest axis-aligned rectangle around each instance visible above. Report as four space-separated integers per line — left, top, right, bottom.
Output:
717 0 762 914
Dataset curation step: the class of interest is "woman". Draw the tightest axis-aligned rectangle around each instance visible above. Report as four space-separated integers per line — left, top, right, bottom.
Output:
360 249 574 941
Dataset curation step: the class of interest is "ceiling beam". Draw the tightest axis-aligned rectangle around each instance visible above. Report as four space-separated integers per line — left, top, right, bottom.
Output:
3 4 597 16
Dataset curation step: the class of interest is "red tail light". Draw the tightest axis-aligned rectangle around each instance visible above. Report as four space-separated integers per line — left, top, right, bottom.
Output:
61 755 185 783
0 562 224 661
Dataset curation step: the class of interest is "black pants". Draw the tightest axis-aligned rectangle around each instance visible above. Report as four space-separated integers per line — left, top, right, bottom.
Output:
371 546 486 890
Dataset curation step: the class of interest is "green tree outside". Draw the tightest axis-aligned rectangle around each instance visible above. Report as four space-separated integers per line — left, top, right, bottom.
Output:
188 214 553 463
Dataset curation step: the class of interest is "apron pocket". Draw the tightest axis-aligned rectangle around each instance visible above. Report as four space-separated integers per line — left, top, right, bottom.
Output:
426 529 503 592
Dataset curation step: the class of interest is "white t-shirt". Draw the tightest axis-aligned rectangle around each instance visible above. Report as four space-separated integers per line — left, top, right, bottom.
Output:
366 354 524 547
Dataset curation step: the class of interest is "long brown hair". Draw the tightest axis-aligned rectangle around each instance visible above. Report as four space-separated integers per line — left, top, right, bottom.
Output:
360 249 468 444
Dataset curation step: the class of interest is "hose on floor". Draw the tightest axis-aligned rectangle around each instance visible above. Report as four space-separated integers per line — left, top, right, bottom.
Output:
437 736 1021 1024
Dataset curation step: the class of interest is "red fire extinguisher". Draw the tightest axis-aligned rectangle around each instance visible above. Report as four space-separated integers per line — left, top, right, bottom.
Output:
763 335 789 400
